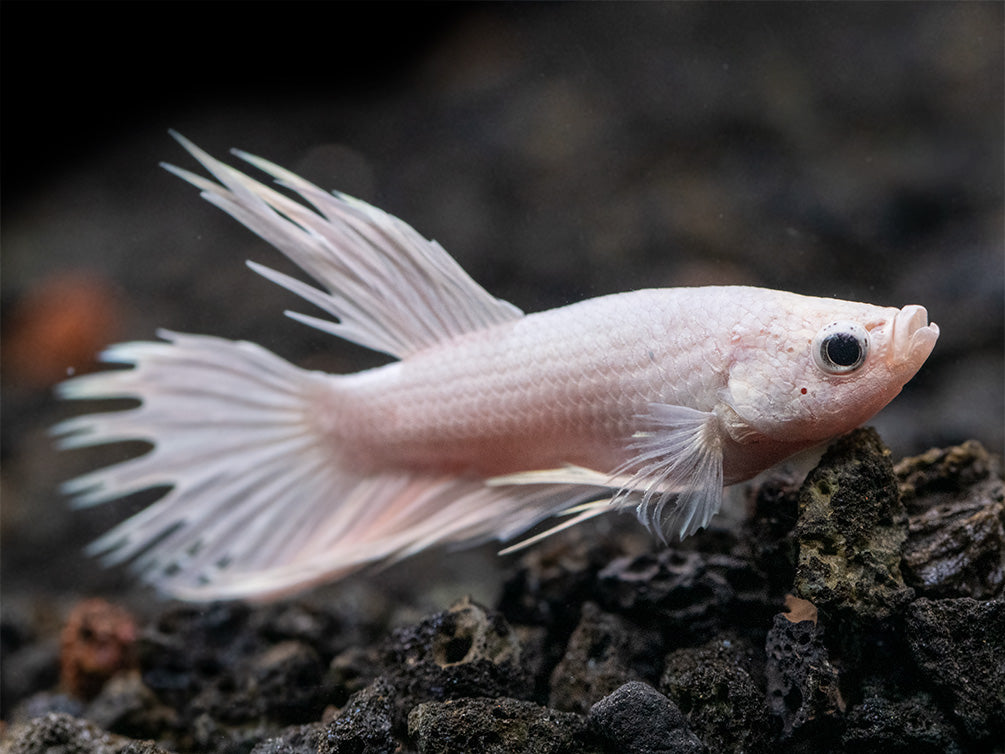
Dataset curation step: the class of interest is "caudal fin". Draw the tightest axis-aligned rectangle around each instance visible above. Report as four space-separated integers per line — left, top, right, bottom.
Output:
54 331 358 598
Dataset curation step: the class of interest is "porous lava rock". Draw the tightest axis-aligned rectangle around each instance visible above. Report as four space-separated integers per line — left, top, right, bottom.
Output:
660 637 776 754
376 596 532 729
764 612 844 739
0 712 174 754
547 602 655 714
794 428 914 623
407 696 593 754
897 441 1005 599
904 597 1005 743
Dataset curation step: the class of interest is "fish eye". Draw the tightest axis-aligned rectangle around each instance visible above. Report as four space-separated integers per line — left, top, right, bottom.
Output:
812 321 869 374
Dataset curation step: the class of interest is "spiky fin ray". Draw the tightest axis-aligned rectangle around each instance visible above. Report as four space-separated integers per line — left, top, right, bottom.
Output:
616 404 724 540
163 132 523 358
164 479 601 602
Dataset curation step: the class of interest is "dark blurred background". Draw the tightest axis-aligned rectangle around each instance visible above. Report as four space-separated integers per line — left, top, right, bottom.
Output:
2 3 1002 607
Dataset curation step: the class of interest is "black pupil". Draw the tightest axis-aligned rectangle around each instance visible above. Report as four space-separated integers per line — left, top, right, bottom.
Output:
824 333 861 367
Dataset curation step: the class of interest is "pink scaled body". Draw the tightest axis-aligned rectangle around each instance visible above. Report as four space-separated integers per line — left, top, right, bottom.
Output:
55 135 939 601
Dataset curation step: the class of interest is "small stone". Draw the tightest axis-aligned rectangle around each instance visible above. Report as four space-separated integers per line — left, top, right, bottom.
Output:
137 602 254 714
60 599 137 702
85 670 178 741
661 638 775 754
588 681 705 754
378 597 531 727
246 641 329 722
187 639 330 726
842 685 962 754
318 678 395 754
0 711 176 754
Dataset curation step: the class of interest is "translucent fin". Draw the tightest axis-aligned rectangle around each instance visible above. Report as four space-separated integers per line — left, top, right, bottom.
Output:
488 464 618 488
52 331 351 593
163 132 523 358
497 499 614 555
54 330 604 600
165 479 600 602
614 404 725 541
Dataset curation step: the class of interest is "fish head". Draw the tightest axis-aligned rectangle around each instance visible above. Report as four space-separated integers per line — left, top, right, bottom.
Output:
724 293 940 444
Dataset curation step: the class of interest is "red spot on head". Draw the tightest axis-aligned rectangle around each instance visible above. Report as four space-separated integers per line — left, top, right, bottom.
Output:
800 387 808 395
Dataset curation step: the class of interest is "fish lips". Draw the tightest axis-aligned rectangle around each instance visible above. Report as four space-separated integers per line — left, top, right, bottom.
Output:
888 304 939 373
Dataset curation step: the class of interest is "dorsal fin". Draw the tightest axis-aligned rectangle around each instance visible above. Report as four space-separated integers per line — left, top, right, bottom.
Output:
162 132 523 358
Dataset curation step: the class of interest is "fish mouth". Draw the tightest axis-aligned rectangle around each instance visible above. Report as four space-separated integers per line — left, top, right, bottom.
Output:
890 304 939 365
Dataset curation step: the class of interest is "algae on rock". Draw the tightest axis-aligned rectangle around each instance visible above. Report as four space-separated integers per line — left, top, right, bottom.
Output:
793 428 914 622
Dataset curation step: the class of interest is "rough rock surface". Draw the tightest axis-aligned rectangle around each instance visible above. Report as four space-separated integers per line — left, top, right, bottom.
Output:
316 678 395 754
660 637 776 754
547 602 652 714
904 597 1005 743
588 681 705 754
595 549 773 643
0 712 173 754
897 441 1005 599
407 696 592 754
376 596 533 730
794 429 914 623
841 683 963 754
764 613 844 740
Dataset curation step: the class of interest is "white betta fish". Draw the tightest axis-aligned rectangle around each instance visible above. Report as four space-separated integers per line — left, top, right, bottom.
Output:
54 134 940 601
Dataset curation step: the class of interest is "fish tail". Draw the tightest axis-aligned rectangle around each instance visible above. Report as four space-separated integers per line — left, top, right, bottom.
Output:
53 330 367 599
54 330 597 601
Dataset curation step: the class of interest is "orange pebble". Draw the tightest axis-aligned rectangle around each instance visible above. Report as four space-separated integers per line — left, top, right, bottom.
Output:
59 598 137 701
4 273 119 388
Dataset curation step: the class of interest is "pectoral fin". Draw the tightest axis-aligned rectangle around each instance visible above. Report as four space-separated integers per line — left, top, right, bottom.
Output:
615 404 725 540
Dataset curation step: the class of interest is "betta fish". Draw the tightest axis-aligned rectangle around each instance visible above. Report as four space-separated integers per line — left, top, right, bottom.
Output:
53 134 940 601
